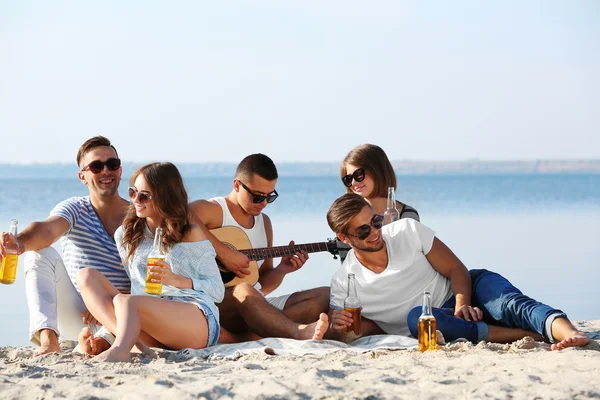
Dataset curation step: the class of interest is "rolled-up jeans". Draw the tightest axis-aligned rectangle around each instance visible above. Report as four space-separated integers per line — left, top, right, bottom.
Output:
24 247 105 345
407 269 566 344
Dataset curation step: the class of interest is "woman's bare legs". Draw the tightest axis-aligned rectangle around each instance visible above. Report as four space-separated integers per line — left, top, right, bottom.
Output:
93 294 209 362
75 268 161 355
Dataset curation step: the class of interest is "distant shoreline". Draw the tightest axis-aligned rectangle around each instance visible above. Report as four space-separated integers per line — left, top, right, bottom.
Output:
1 159 599 178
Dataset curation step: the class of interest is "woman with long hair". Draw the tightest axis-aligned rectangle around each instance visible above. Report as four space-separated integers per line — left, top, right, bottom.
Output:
76 162 224 362
340 144 420 221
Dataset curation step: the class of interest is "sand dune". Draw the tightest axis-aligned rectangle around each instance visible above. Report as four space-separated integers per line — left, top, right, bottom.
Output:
1 320 599 399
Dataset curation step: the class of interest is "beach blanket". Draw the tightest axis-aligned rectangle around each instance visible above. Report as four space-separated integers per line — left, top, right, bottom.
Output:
176 335 418 361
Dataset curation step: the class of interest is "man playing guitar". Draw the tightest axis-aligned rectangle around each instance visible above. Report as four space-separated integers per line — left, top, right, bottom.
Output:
190 154 329 343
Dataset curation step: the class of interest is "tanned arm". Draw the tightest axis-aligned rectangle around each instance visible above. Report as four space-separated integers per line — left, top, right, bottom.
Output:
189 199 250 278
255 215 309 295
426 237 482 321
0 216 69 259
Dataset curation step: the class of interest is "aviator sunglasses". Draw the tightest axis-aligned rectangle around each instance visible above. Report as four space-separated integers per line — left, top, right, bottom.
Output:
346 214 384 240
81 158 121 174
239 181 279 204
128 186 153 204
341 168 366 187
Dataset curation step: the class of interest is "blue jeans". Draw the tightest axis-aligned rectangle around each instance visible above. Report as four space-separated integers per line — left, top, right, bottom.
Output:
407 269 565 343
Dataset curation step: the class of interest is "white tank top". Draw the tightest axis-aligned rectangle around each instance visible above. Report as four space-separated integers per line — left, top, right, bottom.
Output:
211 196 268 268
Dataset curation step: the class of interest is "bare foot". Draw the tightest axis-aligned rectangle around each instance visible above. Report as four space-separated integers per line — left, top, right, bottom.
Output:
297 313 329 340
34 329 61 357
551 334 590 350
91 347 132 363
133 339 157 359
73 327 111 356
551 317 591 350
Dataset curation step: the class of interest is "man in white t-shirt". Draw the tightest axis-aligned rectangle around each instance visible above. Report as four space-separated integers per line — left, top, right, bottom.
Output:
190 154 329 342
325 193 590 350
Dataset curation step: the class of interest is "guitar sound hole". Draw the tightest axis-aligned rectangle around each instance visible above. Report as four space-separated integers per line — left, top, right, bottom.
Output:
217 259 236 284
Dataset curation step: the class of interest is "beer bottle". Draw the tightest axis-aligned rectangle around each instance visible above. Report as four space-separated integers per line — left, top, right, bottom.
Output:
418 291 437 352
383 187 400 225
1 219 20 285
344 273 361 340
145 227 165 295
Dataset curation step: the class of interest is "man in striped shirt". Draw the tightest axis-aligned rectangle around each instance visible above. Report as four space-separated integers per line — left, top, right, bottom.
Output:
0 136 130 356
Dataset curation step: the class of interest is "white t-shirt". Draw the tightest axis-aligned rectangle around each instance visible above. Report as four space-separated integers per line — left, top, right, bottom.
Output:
329 218 453 336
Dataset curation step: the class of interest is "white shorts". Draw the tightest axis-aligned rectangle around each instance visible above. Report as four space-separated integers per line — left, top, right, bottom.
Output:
252 282 291 311
265 293 292 311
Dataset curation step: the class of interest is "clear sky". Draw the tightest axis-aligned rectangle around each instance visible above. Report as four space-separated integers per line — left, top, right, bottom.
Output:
1 1 598 164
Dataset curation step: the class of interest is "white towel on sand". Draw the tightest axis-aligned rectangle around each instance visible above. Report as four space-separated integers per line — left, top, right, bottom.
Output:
176 335 418 361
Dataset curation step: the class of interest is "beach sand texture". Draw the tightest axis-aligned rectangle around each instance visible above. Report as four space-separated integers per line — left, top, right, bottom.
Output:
0 320 599 400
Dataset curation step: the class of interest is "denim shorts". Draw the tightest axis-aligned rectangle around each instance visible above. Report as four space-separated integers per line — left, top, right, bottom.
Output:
163 295 220 347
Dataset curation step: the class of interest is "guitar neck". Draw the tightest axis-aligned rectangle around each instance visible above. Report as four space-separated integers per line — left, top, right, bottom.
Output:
240 242 330 261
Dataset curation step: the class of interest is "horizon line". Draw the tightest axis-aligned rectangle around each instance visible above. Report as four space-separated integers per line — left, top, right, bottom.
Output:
2 158 600 167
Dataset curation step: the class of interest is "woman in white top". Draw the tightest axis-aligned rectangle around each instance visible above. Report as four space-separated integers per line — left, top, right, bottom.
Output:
76 162 224 362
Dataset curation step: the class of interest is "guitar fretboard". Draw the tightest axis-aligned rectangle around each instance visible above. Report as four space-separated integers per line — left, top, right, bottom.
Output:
240 242 331 261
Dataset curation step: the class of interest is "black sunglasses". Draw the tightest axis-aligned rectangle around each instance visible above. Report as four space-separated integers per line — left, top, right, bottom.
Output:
346 214 384 240
81 158 121 174
239 181 279 204
341 168 366 187
128 186 153 204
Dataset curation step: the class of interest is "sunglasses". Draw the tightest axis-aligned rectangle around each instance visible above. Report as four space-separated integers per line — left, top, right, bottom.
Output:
346 214 384 240
81 158 121 174
239 181 279 204
341 168 365 187
128 186 153 204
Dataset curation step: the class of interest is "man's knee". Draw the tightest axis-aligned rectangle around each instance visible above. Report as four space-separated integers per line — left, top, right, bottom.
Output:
232 282 260 302
312 286 330 305
289 286 330 309
24 247 62 275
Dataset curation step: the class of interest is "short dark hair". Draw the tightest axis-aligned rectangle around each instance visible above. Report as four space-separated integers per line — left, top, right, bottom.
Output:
76 136 119 167
327 193 371 234
340 144 396 198
235 154 278 182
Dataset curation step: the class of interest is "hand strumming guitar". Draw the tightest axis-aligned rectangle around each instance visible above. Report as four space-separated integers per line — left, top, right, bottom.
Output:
217 245 251 278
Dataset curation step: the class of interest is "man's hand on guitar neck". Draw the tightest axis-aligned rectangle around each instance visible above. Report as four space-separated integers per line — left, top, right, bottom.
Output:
256 240 309 294
277 240 309 275
217 245 251 278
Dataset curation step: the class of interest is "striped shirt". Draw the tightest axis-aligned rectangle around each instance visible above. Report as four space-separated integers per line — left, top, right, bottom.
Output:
50 196 130 292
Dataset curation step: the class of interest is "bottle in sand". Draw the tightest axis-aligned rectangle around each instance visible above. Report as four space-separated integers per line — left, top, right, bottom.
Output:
1 219 20 285
344 273 362 340
383 187 400 225
145 227 165 295
418 291 437 352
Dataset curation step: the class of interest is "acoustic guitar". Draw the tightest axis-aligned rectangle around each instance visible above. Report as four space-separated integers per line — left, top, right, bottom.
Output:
210 226 349 287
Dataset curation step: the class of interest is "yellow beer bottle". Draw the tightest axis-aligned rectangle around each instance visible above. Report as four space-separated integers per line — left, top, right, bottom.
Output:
145 227 165 295
418 291 437 352
1 219 20 285
344 273 362 341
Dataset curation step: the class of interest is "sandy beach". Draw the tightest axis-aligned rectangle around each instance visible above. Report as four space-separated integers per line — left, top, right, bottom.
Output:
0 320 598 399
